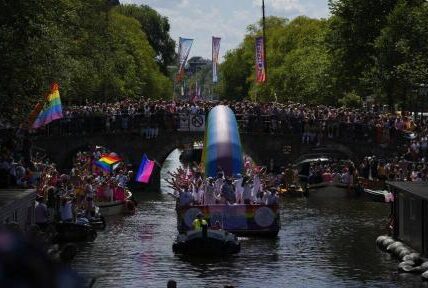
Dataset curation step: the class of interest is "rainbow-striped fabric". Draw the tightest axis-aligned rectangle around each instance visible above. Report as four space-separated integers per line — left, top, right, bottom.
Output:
95 154 121 172
32 83 63 129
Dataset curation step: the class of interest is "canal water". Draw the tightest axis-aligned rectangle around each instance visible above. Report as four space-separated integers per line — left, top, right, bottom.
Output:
72 149 426 288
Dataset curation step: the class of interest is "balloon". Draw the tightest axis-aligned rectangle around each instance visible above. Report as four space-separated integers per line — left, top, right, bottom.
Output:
202 105 243 177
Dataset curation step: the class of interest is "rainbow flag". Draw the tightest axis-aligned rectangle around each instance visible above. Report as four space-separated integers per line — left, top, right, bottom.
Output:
136 154 155 183
95 154 121 172
32 83 63 129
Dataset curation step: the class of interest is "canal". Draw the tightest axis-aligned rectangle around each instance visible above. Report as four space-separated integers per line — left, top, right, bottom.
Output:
72 149 426 287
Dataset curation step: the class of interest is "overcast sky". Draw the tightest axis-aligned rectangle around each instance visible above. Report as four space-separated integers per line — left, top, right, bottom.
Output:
120 0 330 61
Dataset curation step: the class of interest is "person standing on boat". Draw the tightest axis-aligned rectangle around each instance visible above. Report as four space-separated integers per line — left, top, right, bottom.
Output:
60 197 74 223
179 187 193 206
214 172 224 198
84 176 95 218
203 178 216 205
221 178 236 204
192 213 207 231
233 174 243 204
242 176 253 204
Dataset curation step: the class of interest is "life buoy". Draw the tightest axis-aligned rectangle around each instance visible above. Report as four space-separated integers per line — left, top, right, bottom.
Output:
254 207 275 228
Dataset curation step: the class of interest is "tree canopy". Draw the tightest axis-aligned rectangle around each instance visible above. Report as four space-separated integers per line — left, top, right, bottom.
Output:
0 0 174 121
219 0 428 109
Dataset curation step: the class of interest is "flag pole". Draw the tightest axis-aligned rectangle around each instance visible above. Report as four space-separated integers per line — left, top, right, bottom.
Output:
262 0 267 82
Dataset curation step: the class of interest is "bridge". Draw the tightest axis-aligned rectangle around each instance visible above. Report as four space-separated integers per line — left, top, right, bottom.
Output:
32 114 400 190
33 131 303 190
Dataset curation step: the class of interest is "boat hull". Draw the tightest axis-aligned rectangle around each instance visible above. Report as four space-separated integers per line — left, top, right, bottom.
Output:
173 229 240 256
176 204 280 237
95 201 125 216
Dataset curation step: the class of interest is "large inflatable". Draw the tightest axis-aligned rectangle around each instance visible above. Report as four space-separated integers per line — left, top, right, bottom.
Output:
202 105 243 177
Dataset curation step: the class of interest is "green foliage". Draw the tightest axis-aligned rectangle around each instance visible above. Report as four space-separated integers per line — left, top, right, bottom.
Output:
220 16 334 104
220 1 428 108
338 91 363 108
115 4 176 75
0 0 173 121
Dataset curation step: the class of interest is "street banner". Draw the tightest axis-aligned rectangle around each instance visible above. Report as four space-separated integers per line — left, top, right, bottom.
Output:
255 36 266 83
212 37 221 83
176 37 194 82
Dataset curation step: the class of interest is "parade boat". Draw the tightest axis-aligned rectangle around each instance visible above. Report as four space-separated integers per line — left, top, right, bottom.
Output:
95 190 135 216
173 225 240 256
172 105 281 238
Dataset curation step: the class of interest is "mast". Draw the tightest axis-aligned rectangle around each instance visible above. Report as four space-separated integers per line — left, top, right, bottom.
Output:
262 0 267 82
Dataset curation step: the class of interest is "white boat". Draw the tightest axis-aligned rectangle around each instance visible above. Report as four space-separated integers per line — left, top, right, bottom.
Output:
95 190 135 216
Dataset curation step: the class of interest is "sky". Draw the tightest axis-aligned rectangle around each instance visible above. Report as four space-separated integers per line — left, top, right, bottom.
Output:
120 0 330 61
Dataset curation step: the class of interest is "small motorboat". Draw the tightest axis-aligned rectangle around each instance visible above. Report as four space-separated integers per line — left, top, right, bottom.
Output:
54 221 97 243
277 184 304 197
363 189 390 203
95 190 136 216
173 226 240 256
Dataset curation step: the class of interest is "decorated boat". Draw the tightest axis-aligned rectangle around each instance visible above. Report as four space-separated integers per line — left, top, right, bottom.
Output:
95 190 135 216
173 226 240 256
177 204 280 237
172 105 281 237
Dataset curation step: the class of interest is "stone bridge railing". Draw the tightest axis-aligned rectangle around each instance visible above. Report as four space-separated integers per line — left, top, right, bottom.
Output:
32 113 411 158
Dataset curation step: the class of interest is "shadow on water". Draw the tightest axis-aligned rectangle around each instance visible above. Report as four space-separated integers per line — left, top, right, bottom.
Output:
71 149 427 288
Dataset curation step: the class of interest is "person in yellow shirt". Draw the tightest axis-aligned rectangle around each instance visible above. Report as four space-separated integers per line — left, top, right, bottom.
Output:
192 213 207 230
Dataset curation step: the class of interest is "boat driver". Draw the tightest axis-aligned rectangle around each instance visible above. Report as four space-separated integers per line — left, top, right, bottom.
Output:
192 213 207 231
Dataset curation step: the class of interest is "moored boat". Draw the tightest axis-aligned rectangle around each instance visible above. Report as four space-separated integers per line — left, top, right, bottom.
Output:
95 190 135 216
54 222 97 243
277 184 305 197
173 226 240 256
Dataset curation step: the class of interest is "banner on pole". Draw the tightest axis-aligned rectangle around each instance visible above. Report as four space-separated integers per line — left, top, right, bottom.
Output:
255 36 266 83
212 37 221 83
176 37 194 82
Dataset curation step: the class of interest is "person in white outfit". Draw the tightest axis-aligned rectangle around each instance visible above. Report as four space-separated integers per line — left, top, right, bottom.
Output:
233 174 244 204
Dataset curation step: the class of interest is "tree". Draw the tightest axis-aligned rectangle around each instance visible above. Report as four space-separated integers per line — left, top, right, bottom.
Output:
326 0 398 97
115 4 176 75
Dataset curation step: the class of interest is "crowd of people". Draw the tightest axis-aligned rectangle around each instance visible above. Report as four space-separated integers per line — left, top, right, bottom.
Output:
166 159 280 208
33 147 133 227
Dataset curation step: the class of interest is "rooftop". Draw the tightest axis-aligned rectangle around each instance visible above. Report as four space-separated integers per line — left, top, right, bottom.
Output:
387 182 428 200
0 189 36 208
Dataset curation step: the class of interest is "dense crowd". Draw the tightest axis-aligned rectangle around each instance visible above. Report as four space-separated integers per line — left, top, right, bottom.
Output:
167 158 280 207
0 127 133 227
